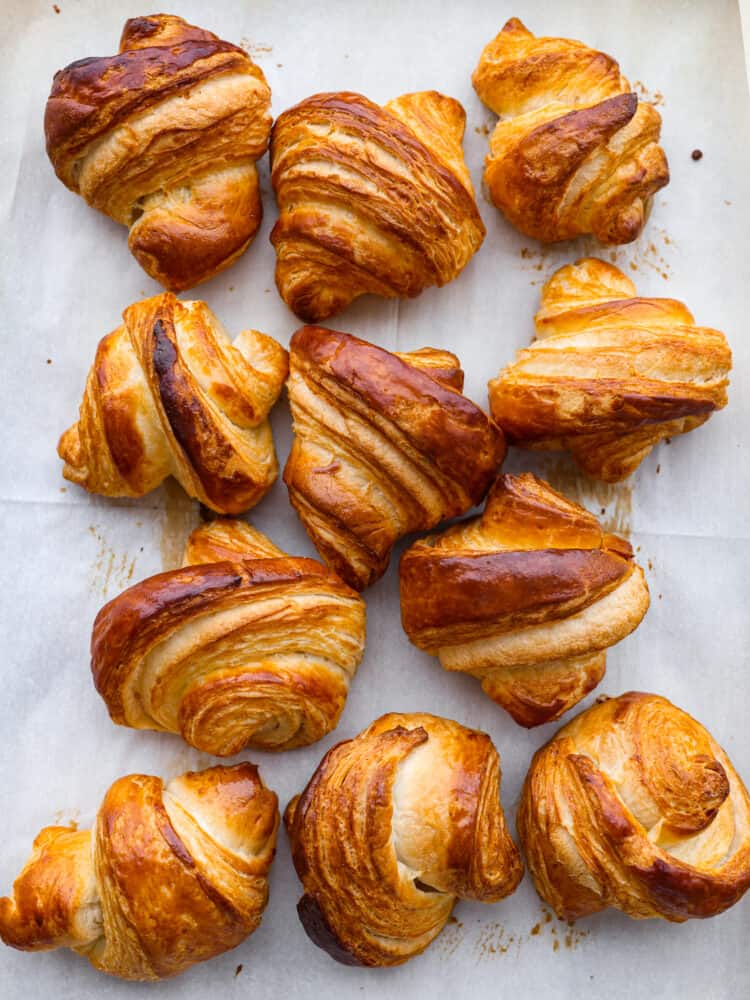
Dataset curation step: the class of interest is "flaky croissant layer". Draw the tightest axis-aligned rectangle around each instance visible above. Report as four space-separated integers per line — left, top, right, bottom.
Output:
45 14 272 290
489 258 732 482
519 692 750 922
286 713 523 966
401 473 649 726
270 90 485 321
0 764 279 980
473 17 669 244
59 293 288 513
92 520 366 754
284 325 505 589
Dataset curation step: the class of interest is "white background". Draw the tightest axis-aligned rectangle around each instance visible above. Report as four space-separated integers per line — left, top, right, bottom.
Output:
1 1 748 997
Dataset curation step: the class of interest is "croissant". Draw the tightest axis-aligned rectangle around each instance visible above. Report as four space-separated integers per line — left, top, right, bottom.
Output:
472 18 669 244
284 325 505 589
400 474 649 727
0 763 278 980
488 258 732 482
44 14 272 290
269 90 485 321
285 712 523 966
92 519 366 754
58 293 288 514
519 692 750 922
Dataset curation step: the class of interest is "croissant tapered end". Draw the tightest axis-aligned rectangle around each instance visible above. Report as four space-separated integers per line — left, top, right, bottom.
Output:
400 473 649 726
0 764 279 981
489 259 732 482
518 693 750 922
286 713 523 966
58 293 288 513
91 519 366 754
283 325 505 590
269 90 485 322
44 14 271 289
472 18 669 244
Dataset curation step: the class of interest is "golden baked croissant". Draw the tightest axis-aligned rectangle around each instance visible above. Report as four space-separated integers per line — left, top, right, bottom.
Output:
489 258 732 482
284 325 506 589
59 293 288 514
519 692 750 921
92 519 366 754
285 712 523 966
44 14 272 290
0 763 278 980
472 18 669 244
400 474 649 727
270 90 485 321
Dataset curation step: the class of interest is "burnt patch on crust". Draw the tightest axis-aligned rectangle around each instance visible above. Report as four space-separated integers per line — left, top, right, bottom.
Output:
297 894 365 966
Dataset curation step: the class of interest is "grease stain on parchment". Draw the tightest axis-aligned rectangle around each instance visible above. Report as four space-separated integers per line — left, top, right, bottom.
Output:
88 526 137 597
159 479 199 570
536 455 632 536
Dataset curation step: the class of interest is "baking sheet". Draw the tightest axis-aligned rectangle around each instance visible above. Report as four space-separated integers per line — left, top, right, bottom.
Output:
1 1 749 997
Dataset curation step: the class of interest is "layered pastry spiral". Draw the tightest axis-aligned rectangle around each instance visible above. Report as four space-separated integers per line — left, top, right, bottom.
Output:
472 17 669 244
400 474 649 726
285 712 523 966
0 764 278 980
489 258 732 482
92 520 366 754
44 14 272 289
270 90 485 321
284 325 506 589
519 692 750 921
59 293 288 514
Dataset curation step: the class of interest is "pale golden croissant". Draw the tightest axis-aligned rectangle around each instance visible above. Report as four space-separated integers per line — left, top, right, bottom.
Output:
519 692 750 922
44 14 272 290
269 90 485 321
58 293 288 514
400 474 649 727
92 519 366 754
0 763 278 980
472 18 669 244
284 325 506 589
489 258 732 482
285 712 523 966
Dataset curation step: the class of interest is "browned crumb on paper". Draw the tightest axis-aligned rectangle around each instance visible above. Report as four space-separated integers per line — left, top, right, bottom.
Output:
52 3 60 12
234 964 243 977
692 149 703 161
240 38 273 56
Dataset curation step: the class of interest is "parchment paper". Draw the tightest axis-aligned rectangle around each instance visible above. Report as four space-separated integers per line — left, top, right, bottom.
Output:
1 2 748 998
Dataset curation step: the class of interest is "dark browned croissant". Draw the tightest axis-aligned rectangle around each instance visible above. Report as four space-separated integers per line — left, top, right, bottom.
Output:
472 18 669 244
489 258 732 481
400 474 649 726
59 293 288 514
286 713 523 966
44 14 272 290
92 519 366 754
0 764 278 980
519 693 750 922
284 325 506 589
270 90 485 321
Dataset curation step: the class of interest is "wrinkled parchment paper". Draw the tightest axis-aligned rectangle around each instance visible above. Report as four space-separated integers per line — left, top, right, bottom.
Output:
1 1 749 997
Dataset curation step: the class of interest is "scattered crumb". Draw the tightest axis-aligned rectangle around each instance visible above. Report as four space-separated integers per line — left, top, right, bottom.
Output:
658 593 663 600
665 437 672 445
228 285 235 292
448 915 458 925
240 39 273 56
234 964 243 977
724 200 732 206
656 464 661 474
474 123 490 136
647 559 653 571
46 358 52 364
277 63 283 68
59 487 66 493
553 939 560 952
530 923 541 936
264 288 271 293
630 261 638 271
691 149 703 161
53 3 60 11
600 507 606 515
595 694 610 704
632 81 664 106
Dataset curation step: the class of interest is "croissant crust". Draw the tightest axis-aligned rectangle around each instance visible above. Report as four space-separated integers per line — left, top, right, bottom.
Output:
270 90 485 321
0 764 278 980
489 258 732 482
285 713 523 966
400 474 649 725
58 293 288 513
44 14 272 289
472 17 669 244
518 693 750 922
92 520 366 754
284 325 505 589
